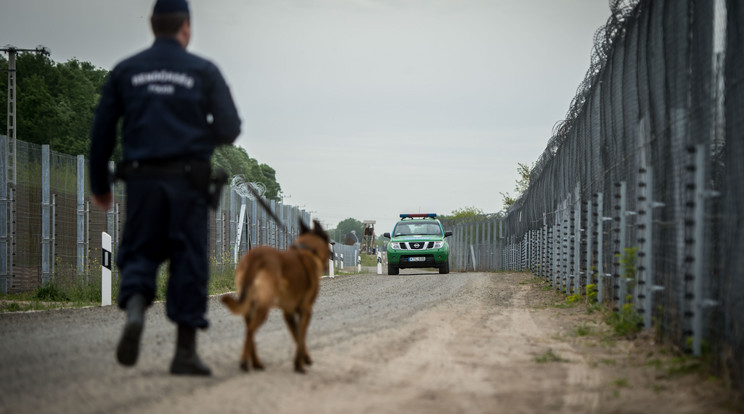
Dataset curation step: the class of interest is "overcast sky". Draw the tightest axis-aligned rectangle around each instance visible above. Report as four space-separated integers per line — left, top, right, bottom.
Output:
1 0 611 234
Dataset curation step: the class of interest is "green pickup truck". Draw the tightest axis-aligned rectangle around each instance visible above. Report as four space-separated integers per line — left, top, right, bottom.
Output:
383 213 452 275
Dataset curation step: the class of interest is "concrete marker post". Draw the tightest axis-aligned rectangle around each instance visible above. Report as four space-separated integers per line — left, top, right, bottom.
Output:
101 232 112 306
329 246 335 278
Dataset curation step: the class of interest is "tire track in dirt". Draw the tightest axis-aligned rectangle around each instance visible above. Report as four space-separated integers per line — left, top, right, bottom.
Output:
510 285 601 413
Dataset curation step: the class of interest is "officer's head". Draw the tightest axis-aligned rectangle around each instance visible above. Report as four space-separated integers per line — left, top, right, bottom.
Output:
150 0 191 46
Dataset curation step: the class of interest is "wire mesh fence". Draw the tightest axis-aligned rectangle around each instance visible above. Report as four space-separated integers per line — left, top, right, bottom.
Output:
0 139 314 295
445 0 743 390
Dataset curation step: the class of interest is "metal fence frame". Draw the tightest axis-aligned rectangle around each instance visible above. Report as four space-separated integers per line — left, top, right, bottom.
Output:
447 0 743 390
0 139 315 294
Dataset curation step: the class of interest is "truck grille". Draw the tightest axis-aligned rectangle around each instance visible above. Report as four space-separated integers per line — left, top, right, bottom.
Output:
400 242 434 250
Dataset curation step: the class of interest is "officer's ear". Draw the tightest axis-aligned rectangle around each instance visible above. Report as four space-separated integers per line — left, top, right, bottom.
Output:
178 18 191 48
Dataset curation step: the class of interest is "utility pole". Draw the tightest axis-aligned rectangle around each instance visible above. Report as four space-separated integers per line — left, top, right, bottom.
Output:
0 44 50 294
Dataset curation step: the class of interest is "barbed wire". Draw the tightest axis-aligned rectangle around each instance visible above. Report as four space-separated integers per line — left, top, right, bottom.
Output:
229 175 266 200
532 0 641 183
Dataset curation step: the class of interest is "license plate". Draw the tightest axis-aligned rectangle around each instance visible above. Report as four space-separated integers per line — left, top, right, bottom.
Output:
408 257 425 262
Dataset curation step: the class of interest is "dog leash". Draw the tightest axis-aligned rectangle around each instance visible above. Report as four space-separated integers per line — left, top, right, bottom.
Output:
216 147 289 235
243 178 290 234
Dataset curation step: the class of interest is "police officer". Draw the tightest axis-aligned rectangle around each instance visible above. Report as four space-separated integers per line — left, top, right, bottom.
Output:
89 0 241 376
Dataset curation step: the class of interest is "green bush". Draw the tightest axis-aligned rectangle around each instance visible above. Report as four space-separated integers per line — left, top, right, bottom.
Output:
605 302 643 337
35 283 71 301
586 283 598 303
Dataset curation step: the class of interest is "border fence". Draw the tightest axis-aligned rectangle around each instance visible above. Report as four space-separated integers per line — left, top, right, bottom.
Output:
445 0 744 390
2 0 742 392
0 137 348 294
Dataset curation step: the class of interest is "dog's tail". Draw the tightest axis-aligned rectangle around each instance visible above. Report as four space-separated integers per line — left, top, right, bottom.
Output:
221 292 249 315
221 265 276 317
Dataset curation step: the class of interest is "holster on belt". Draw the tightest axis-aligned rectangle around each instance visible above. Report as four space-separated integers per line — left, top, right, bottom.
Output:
114 160 227 210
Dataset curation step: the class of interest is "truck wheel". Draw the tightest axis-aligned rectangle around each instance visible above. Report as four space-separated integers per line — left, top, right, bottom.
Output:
388 264 399 275
439 261 450 274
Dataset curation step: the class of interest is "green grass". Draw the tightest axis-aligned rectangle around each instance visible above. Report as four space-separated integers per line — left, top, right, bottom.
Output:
1 257 237 313
520 276 547 285
611 378 630 388
534 348 569 363
572 322 593 337
604 303 643 337
360 253 379 267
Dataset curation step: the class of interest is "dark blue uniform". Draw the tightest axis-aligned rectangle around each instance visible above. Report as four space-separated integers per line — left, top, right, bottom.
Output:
90 37 241 328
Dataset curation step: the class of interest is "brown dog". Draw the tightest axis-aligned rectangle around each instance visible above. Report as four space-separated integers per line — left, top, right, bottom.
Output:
221 219 331 373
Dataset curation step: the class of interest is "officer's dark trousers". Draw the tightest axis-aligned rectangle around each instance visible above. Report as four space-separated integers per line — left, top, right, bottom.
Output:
117 176 210 329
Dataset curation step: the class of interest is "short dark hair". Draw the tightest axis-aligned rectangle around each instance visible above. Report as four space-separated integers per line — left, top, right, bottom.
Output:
150 12 189 36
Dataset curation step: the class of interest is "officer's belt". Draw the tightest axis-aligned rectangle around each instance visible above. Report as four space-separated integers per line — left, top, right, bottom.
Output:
115 159 225 211
115 159 209 180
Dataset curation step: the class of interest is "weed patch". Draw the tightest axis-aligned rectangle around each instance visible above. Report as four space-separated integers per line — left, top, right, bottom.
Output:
605 303 643 337
535 348 569 363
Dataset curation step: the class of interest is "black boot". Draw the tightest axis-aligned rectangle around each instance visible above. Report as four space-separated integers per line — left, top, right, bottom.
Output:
170 325 212 376
116 293 146 366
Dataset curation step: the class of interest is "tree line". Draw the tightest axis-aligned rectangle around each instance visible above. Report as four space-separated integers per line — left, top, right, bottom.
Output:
0 53 281 200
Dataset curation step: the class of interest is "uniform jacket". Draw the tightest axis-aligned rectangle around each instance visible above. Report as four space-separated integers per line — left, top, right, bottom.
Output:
89 37 241 196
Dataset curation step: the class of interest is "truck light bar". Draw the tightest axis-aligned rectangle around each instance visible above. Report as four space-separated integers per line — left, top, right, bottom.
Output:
400 213 437 218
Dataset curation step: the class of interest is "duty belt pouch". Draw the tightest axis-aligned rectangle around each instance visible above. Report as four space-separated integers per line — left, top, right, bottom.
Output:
206 168 228 210
185 161 211 194
184 162 227 211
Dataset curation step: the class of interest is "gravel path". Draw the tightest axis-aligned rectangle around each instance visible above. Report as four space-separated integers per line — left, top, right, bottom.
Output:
0 270 738 414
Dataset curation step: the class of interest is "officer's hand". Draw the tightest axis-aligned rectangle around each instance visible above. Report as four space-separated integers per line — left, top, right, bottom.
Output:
91 192 113 211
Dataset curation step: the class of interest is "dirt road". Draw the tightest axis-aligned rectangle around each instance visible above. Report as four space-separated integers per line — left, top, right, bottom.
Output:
0 271 738 414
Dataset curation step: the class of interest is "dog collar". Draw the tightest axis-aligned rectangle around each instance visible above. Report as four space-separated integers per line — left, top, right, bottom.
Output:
291 242 322 259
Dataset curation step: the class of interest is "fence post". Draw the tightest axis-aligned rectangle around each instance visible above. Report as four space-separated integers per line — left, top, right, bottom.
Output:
553 208 560 289
572 188 581 294
595 192 613 303
51 193 56 279
546 218 551 279
562 198 569 293
106 160 116 257
85 201 90 280
77 155 85 275
251 197 257 248
613 182 627 310
41 145 51 286
688 144 720 355
216 189 223 263
585 197 593 286
0 135 7 294
637 165 665 329
234 200 246 264
486 219 492 271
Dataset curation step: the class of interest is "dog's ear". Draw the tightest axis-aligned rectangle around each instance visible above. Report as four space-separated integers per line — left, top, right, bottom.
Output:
312 219 329 241
312 219 324 232
299 219 311 235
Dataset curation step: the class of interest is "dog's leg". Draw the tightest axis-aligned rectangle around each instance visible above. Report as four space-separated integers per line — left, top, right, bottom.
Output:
294 308 313 373
247 305 270 371
283 312 299 342
240 315 253 371
284 311 312 366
